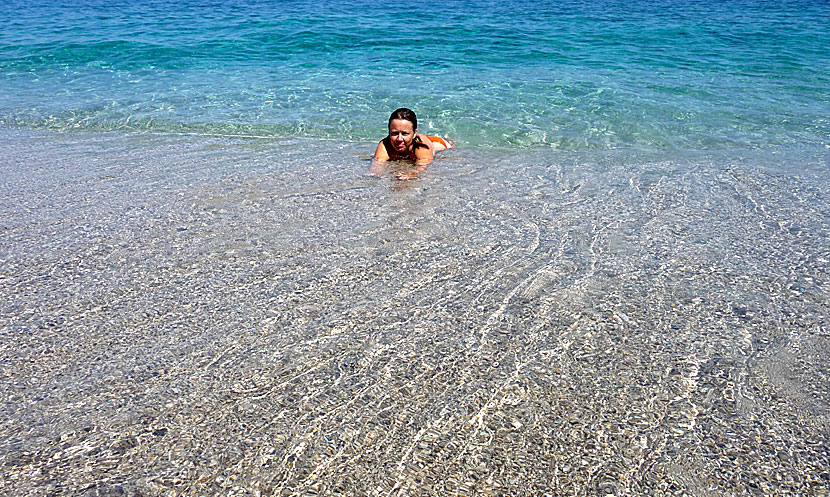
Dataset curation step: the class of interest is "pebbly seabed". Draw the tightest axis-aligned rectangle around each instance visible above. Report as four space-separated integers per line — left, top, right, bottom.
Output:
1 128 828 496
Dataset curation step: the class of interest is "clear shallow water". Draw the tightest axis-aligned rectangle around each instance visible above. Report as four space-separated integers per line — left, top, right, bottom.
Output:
1 129 829 495
1 0 829 150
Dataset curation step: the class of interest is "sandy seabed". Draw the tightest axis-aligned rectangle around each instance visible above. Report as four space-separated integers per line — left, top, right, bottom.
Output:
1 129 828 496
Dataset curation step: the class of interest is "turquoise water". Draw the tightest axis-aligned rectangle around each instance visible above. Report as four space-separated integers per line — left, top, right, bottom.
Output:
1 0 829 151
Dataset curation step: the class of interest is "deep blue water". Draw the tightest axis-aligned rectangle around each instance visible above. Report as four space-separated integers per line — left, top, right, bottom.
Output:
1 0 829 151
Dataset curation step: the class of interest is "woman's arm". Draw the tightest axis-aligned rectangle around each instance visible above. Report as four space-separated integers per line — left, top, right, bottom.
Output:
412 133 435 162
369 139 389 176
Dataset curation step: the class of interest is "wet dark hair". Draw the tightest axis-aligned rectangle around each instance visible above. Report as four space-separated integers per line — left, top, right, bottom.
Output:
389 108 417 130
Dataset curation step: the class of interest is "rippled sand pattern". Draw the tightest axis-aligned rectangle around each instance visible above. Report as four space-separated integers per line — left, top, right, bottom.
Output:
1 131 828 496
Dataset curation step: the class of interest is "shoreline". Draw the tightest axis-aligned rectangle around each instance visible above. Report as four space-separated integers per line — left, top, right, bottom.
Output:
1 128 828 495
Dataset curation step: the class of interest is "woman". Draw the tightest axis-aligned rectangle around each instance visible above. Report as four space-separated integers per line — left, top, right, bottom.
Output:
370 108 451 178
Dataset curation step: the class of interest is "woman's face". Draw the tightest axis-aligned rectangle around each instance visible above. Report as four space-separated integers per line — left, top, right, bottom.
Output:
388 119 416 153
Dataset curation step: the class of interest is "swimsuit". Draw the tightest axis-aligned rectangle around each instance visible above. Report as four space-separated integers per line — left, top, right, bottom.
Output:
426 135 452 149
384 134 453 160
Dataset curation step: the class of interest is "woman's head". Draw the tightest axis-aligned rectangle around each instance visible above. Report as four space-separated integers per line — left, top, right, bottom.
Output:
389 108 417 130
388 108 418 153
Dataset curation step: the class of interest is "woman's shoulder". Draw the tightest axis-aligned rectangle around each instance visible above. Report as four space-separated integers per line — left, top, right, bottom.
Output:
413 133 433 149
374 137 391 161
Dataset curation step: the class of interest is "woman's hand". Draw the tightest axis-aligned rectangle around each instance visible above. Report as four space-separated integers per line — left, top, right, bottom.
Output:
369 160 387 176
395 159 430 181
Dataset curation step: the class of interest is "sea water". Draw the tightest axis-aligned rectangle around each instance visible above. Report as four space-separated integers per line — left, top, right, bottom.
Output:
1 0 829 152
1 1 829 496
